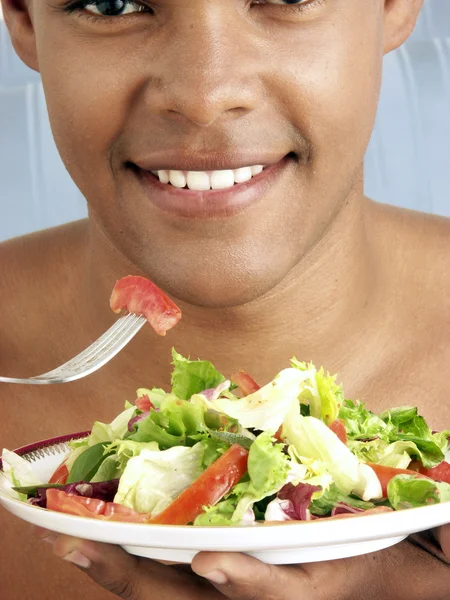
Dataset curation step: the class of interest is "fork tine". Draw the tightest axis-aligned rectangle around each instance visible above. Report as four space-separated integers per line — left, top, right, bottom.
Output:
36 314 146 382
47 313 139 368
46 317 145 382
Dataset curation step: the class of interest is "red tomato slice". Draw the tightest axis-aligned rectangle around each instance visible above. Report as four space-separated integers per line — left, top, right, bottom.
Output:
103 503 151 523
46 491 151 523
231 371 260 396
47 489 106 518
150 444 249 525
328 419 348 445
110 275 182 336
419 461 450 484
135 394 155 413
366 463 429 497
48 462 69 485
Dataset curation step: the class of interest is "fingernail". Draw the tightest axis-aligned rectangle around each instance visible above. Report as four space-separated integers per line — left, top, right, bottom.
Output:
202 570 228 585
42 535 57 545
63 550 91 569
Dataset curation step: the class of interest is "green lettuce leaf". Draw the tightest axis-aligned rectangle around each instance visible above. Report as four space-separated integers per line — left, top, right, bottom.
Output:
114 443 204 516
171 349 226 400
339 399 390 441
380 407 449 468
282 403 362 495
129 395 206 448
291 359 343 425
309 483 377 516
387 474 450 510
231 432 291 522
90 455 121 483
195 433 291 525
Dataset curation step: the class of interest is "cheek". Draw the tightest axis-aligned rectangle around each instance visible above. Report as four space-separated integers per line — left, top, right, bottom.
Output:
278 17 383 178
38 36 135 198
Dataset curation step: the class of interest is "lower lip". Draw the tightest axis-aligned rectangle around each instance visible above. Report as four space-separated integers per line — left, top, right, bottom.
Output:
134 158 290 219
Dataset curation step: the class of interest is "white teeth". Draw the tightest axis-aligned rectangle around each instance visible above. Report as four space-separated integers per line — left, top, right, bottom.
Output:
186 171 211 191
169 170 186 188
153 165 266 190
158 170 170 184
233 166 253 184
251 165 263 176
210 170 235 190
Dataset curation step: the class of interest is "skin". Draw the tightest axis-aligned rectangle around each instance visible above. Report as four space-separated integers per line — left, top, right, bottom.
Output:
1 0 450 598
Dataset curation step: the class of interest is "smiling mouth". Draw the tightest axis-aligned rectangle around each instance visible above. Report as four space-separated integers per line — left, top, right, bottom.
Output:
148 164 267 191
129 153 294 219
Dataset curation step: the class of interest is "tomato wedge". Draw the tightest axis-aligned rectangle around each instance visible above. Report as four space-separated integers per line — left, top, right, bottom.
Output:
103 503 151 523
366 463 429 497
135 394 155 413
47 489 106 517
328 419 348 445
231 371 260 396
150 444 249 525
418 461 450 484
46 490 151 522
48 462 69 485
110 275 182 336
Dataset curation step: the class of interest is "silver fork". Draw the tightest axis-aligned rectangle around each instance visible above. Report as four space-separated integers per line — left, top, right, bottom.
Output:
0 313 146 385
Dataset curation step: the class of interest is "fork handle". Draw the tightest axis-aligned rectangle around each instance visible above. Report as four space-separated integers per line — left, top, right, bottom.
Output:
0 376 55 385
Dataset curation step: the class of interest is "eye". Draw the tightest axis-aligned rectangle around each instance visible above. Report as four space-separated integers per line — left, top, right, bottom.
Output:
69 0 150 17
254 0 311 5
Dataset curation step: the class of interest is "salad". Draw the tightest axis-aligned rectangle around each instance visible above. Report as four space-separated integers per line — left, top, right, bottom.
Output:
2 276 450 526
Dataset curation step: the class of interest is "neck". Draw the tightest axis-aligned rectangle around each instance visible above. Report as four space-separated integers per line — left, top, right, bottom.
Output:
82 194 381 388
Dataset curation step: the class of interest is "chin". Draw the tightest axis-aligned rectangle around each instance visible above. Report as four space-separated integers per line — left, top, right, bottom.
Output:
134 254 291 310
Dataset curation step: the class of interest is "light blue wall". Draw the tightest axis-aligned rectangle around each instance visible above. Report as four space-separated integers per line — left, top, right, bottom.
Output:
0 0 449 242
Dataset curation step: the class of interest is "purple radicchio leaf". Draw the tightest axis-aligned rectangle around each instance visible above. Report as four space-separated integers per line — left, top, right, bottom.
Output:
128 411 151 432
331 503 365 517
200 380 231 402
277 482 321 521
29 479 120 509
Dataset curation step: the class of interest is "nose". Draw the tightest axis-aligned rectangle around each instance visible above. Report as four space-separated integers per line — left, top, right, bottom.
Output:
141 9 262 127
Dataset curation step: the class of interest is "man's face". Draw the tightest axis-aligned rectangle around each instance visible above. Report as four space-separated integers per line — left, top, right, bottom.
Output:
29 0 384 306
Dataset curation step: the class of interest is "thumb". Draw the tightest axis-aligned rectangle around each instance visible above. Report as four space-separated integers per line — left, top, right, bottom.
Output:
191 552 300 600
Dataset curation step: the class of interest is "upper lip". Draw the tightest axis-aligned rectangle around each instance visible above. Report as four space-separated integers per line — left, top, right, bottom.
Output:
130 150 291 173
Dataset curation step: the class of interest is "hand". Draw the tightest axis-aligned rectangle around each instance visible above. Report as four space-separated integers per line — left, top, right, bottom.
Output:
34 528 390 600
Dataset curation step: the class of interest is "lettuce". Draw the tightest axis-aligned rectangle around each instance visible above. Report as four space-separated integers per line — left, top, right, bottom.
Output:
129 395 206 448
339 399 390 441
212 368 309 431
1 449 42 500
380 407 449 468
171 349 226 400
387 474 450 510
114 443 204 516
282 403 362 495
195 432 291 525
291 359 343 425
309 483 377 516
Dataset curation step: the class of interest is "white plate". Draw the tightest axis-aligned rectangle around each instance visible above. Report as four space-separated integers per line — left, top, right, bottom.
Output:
1 433 449 565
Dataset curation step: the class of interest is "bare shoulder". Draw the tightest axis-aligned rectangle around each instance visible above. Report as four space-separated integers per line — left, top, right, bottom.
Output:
369 202 450 306
0 220 88 370
363 202 450 425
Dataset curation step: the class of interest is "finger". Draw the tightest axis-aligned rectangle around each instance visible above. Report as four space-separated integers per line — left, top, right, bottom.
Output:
436 526 450 558
192 552 302 600
35 531 221 600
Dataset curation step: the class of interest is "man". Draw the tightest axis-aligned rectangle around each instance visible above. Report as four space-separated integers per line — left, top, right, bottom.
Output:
1 0 449 598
